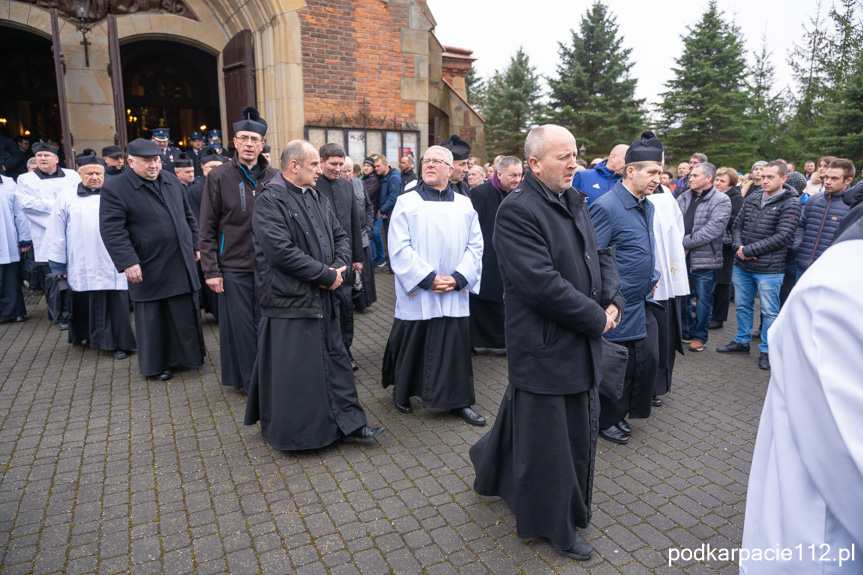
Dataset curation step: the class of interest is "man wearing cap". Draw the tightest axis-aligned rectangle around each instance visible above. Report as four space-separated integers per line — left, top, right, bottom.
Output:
206 130 223 155
185 132 205 178
470 124 624 562
99 138 205 381
16 140 81 329
198 107 278 394
42 154 136 358
440 135 472 197
245 139 385 448
589 130 664 445
173 153 197 188
151 128 182 173
101 146 126 183
317 143 365 371
0 172 30 323
381 145 485 427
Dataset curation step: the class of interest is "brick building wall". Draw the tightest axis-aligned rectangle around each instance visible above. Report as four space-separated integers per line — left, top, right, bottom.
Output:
300 0 416 123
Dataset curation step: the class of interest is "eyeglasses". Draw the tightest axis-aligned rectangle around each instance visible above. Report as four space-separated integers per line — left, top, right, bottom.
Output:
234 135 263 144
421 158 451 167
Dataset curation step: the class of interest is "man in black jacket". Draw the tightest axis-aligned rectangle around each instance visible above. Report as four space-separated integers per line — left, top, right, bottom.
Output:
317 143 365 371
717 160 800 370
198 106 278 393
99 138 205 381
468 155 522 351
244 140 384 450
399 154 417 192
470 125 624 562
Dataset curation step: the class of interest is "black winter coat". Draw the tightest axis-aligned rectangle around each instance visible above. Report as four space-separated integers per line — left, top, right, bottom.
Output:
315 174 364 265
470 181 507 302
494 170 626 395
252 174 350 319
732 185 801 274
718 186 744 284
99 168 201 302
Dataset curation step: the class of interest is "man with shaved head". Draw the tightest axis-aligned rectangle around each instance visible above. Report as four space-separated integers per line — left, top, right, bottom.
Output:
571 143 629 205
471 125 624 562
244 140 384 450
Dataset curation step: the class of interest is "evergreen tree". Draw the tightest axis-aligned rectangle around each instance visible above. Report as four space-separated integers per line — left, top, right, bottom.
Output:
481 47 543 158
465 67 485 111
811 51 863 164
788 0 830 129
658 0 757 169
546 0 644 156
749 38 795 161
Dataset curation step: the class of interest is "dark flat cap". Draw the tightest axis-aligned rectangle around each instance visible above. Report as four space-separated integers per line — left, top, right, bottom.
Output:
440 134 470 161
201 148 229 164
625 130 664 165
233 106 267 137
127 138 162 157
262 145 271 154
32 140 59 156
173 152 193 169
76 153 102 168
101 145 125 158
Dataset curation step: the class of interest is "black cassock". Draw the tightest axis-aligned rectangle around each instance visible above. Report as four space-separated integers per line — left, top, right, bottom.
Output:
100 169 205 376
68 290 136 352
186 179 218 319
244 178 368 450
469 181 508 349
0 263 26 321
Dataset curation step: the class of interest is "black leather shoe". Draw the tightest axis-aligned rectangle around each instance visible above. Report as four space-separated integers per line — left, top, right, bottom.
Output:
394 398 413 414
758 352 770 370
617 420 632 435
452 407 486 426
154 369 172 381
57 321 69 330
709 320 723 330
111 350 128 360
344 425 385 442
716 341 750 353
557 533 594 561
651 395 662 407
351 360 359 372
13 315 26 323
599 425 629 444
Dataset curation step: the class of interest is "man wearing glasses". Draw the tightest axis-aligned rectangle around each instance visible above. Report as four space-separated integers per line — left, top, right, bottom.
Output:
381 145 486 426
198 106 279 394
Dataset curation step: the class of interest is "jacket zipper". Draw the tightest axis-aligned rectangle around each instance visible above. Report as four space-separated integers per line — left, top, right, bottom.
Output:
806 195 832 268
240 182 246 211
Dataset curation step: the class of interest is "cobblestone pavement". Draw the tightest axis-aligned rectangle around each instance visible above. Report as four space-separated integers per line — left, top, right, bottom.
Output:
0 274 768 574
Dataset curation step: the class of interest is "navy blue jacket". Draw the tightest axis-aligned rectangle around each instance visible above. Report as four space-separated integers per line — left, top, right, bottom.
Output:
378 167 403 217
793 189 851 270
589 182 660 342
572 160 621 206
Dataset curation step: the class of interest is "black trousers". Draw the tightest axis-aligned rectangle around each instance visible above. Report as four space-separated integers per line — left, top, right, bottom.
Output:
712 282 732 323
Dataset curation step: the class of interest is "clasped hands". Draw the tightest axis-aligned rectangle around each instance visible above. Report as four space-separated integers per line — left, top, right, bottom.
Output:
603 304 621 334
431 275 458 294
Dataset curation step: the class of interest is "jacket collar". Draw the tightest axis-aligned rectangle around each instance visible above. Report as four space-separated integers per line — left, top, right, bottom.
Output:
614 182 648 210
76 183 100 197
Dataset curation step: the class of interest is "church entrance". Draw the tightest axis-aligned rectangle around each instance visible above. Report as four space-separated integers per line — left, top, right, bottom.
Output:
121 39 220 148
0 25 61 144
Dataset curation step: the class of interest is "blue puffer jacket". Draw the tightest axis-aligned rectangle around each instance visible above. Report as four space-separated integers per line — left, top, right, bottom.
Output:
573 160 621 205
793 189 851 270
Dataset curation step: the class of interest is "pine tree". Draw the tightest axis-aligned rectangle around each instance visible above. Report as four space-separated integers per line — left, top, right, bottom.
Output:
546 1 644 156
481 47 543 158
657 0 757 169
465 67 485 111
811 51 863 164
749 38 794 161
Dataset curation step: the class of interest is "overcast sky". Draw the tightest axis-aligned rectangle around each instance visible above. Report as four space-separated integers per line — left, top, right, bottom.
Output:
427 0 823 115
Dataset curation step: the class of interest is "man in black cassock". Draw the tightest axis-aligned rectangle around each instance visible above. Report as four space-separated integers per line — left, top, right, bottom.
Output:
470 125 624 561
198 107 278 393
99 138 205 381
316 143 364 371
244 140 384 450
101 146 126 184
468 155 522 351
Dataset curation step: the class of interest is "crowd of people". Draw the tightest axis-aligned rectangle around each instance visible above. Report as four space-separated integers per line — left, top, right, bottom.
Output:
2 111 862 565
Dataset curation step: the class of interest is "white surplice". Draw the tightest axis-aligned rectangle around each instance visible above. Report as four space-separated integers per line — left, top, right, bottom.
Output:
740 239 863 574
648 187 690 300
15 169 81 262
1 176 30 266
41 188 128 292
388 190 483 320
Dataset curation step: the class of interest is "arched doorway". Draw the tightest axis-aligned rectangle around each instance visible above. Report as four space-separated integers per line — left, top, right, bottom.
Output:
121 39 220 148
0 25 61 144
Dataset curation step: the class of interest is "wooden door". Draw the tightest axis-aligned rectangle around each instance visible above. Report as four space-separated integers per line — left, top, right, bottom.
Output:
222 30 256 153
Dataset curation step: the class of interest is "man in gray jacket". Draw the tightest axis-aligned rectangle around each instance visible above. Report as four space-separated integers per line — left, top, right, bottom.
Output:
677 163 731 352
